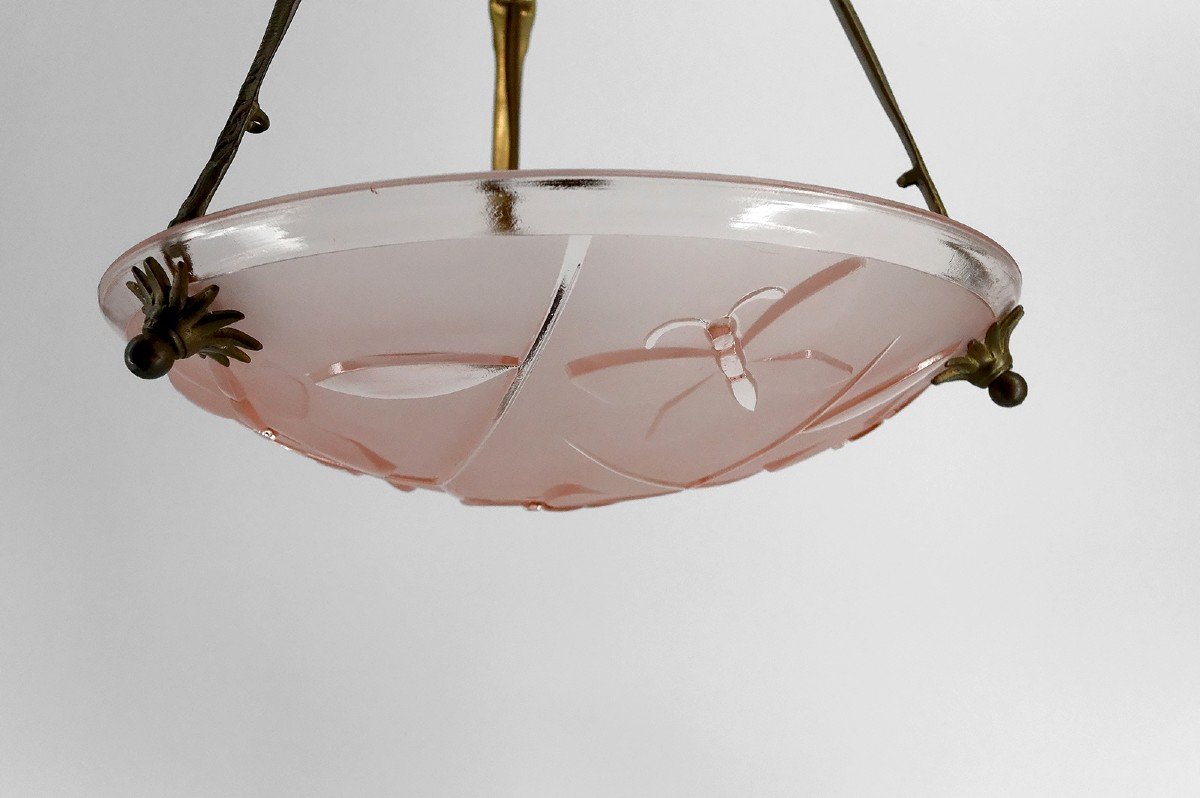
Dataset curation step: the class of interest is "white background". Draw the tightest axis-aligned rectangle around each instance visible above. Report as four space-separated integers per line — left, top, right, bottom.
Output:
2 1 1198 795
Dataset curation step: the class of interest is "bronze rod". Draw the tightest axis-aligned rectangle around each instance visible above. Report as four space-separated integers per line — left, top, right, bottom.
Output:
489 0 536 170
171 0 303 227
829 0 947 216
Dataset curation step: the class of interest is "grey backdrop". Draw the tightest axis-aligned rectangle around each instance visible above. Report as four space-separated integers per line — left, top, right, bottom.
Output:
2 1 1198 795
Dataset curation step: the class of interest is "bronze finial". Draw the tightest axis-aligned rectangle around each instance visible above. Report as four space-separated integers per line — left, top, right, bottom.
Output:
123 256 261 379
933 305 1027 407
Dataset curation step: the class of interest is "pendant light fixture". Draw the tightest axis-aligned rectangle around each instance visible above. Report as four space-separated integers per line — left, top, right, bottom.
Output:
97 0 1026 510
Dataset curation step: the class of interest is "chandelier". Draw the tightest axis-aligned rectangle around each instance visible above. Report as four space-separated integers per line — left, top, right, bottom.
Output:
98 0 1026 510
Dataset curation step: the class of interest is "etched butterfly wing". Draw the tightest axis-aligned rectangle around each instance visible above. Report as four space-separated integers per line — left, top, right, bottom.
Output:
745 349 856 398
566 346 716 407
740 256 868 351
735 256 869 398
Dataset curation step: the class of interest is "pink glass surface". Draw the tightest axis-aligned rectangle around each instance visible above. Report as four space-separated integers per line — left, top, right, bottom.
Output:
99 171 1021 509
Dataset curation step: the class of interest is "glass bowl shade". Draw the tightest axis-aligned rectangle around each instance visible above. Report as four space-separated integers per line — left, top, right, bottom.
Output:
99 170 1021 510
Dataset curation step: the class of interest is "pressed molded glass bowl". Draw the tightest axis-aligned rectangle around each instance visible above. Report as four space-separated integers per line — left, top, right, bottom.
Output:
99 170 1021 509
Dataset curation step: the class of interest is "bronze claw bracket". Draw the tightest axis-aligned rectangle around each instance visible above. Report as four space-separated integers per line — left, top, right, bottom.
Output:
933 306 1027 407
124 257 261 379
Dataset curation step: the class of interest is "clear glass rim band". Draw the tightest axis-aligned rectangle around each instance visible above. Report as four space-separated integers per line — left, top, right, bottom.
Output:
100 169 1021 330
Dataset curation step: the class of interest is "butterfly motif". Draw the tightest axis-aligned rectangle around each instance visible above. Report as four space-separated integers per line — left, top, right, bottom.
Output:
566 256 867 438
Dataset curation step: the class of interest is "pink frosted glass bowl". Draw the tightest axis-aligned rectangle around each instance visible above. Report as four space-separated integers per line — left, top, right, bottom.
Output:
99 170 1021 509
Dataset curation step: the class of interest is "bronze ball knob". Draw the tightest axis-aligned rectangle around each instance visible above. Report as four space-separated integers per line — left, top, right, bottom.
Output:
988 371 1027 408
124 334 178 380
